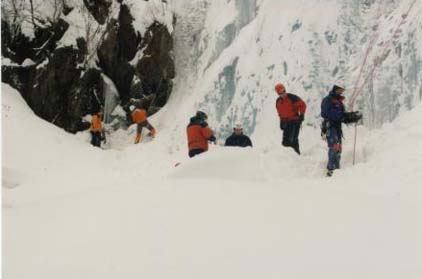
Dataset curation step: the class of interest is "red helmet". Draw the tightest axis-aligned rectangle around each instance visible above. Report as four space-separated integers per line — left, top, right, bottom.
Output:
275 83 286 95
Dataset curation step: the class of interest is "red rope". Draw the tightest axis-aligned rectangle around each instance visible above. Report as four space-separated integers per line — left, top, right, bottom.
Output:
349 3 384 110
348 0 417 110
350 0 417 165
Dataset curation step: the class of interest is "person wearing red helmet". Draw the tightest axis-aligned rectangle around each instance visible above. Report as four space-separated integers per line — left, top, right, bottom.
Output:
275 83 307 154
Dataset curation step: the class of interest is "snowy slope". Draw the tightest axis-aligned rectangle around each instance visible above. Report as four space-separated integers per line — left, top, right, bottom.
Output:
3 75 422 279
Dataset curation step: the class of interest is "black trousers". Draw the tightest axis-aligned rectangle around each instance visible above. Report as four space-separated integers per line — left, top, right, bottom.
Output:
137 120 155 134
90 131 101 147
280 121 301 154
189 149 205 158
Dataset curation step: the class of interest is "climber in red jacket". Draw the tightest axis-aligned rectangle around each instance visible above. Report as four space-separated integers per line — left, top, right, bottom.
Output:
275 83 307 155
186 111 216 158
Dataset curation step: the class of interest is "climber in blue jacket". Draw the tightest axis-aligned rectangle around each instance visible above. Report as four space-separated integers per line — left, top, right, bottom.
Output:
321 85 362 177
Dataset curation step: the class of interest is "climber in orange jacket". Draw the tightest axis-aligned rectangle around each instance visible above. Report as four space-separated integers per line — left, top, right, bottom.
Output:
275 83 307 155
90 111 103 147
186 111 216 158
130 105 156 144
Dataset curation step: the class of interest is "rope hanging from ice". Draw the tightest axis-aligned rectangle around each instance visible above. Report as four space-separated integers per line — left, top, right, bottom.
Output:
350 0 418 165
348 0 418 110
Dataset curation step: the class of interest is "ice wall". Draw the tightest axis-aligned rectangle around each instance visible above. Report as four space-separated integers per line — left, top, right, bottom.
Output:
170 0 422 140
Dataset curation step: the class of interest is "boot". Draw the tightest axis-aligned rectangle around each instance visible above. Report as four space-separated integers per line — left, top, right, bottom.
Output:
134 133 141 144
147 129 157 138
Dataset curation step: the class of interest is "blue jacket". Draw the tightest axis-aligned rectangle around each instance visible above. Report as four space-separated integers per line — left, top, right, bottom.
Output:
321 91 345 123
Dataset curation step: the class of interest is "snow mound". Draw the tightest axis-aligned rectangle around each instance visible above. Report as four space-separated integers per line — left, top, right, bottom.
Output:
171 147 265 181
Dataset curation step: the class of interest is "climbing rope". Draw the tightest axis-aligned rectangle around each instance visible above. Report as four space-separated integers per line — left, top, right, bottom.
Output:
349 0 417 165
349 0 418 110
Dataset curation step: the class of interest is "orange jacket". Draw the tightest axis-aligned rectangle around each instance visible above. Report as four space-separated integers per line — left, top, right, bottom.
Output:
90 114 102 132
187 122 214 151
276 93 306 121
132 109 147 124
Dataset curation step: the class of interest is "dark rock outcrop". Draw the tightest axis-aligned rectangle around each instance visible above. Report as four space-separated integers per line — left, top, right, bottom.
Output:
2 64 37 95
98 5 175 114
118 4 140 61
66 68 114 131
22 46 81 130
2 1 175 133
97 15 136 104
136 21 175 108
83 0 112 25
1 18 69 64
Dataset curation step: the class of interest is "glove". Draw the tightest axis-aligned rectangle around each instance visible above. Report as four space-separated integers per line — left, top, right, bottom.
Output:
298 114 304 122
208 135 216 144
343 111 362 124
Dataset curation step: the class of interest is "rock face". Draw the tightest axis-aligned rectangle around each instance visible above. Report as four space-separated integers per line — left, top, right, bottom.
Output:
1 0 175 133
136 21 175 109
1 18 70 64
97 4 138 104
83 0 112 25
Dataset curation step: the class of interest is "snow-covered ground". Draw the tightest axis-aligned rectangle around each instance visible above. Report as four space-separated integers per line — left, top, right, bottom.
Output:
3 76 422 279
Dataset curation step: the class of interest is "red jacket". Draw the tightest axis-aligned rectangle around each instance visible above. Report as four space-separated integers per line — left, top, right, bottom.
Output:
187 119 215 151
276 93 306 121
